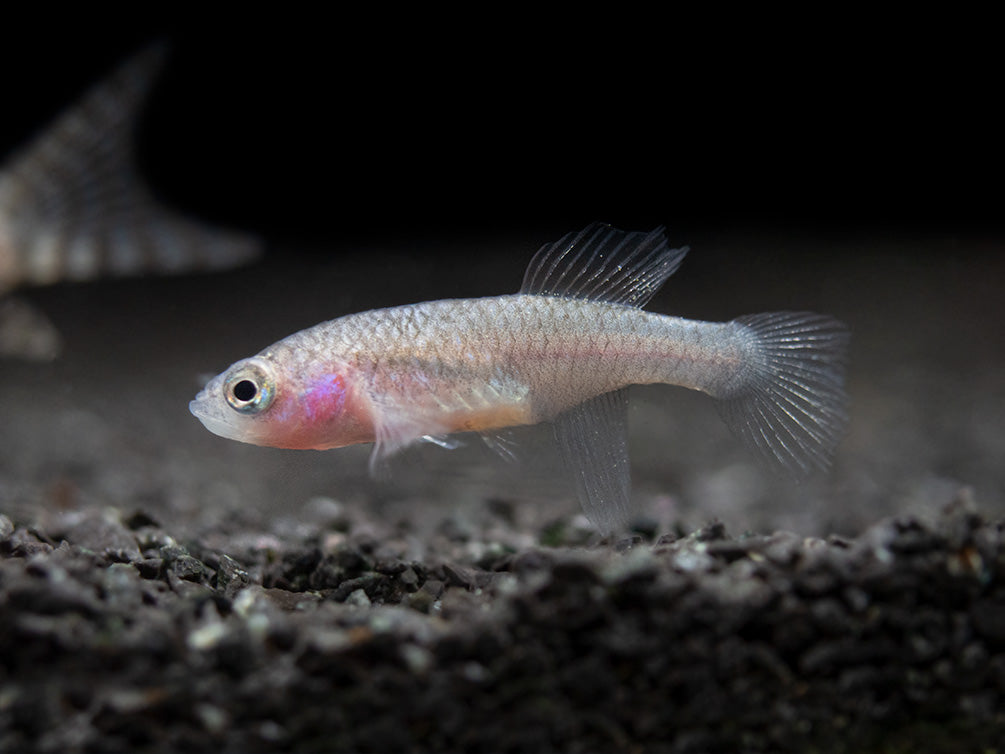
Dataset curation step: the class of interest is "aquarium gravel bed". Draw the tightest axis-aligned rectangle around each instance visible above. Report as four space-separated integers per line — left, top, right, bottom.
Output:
2 492 1003 752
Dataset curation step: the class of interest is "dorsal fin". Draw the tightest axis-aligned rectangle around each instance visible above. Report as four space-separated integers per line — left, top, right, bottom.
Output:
519 222 688 308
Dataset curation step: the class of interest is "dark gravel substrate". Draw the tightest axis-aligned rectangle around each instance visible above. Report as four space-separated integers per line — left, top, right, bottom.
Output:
2 491 1002 753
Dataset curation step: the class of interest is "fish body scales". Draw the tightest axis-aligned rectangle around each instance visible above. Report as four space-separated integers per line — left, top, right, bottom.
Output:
285 295 741 432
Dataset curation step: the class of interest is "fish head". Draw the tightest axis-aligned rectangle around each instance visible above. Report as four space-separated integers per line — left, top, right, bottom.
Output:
189 354 374 450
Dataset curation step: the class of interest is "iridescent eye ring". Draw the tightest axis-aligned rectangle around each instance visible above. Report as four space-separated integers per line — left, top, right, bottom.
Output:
224 360 276 414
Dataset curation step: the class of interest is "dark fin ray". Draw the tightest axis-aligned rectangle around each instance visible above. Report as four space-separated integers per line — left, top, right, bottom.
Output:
717 312 850 476
552 388 633 532
520 222 688 308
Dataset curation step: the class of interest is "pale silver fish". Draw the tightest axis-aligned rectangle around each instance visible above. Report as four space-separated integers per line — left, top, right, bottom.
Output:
0 42 262 359
190 224 849 531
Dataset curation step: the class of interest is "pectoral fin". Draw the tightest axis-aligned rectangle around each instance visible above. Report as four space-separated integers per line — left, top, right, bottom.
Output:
366 371 532 474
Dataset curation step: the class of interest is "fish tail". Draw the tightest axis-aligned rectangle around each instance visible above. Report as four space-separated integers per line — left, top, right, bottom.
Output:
0 41 262 290
716 312 850 476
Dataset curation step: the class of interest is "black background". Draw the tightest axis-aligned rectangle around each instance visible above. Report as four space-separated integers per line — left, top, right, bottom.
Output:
3 15 1000 248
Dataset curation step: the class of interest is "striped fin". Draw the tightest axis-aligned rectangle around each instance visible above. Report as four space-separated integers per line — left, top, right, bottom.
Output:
0 41 262 291
519 222 688 308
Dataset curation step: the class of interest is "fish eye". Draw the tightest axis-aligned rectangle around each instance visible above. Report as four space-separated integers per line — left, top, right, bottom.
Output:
224 361 276 414
232 379 257 401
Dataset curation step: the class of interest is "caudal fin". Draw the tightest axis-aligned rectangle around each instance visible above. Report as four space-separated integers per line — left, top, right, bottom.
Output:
717 312 850 476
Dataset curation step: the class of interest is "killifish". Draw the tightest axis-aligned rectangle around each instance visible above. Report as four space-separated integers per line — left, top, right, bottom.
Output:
0 42 262 359
190 224 849 531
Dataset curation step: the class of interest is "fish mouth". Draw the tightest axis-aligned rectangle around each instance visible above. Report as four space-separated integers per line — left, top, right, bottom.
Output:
189 384 215 421
189 392 237 440
188 398 205 418
190 386 271 447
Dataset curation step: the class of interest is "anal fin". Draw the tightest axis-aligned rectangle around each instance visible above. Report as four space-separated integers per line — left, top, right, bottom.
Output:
552 388 632 533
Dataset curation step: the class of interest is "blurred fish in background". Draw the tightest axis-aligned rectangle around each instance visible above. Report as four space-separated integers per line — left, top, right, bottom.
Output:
0 42 262 360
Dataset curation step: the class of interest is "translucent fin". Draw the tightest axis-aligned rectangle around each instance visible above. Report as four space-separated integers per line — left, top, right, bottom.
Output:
367 371 531 474
519 222 688 308
552 388 633 532
421 434 464 450
480 430 521 464
718 312 850 476
369 404 452 475
0 41 261 289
